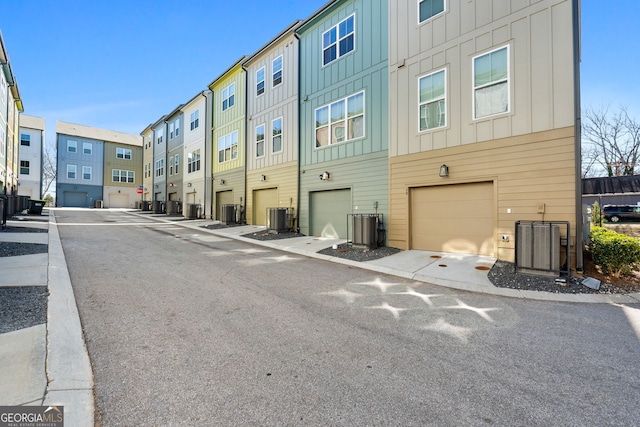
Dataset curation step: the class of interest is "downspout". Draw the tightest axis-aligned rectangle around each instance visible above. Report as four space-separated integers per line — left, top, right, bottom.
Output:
573 0 583 272
202 90 213 219
294 31 301 233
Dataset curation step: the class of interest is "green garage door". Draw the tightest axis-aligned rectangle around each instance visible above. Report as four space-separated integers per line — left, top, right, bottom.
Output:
310 189 351 238
253 188 278 226
64 191 88 207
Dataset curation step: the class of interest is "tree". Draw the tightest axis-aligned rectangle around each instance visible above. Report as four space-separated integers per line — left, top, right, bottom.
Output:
582 106 640 177
42 142 56 197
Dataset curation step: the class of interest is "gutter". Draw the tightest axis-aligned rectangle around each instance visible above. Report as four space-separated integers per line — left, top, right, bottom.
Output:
573 0 583 271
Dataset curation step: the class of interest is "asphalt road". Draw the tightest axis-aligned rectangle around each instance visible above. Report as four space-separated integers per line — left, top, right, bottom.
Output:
55 209 640 426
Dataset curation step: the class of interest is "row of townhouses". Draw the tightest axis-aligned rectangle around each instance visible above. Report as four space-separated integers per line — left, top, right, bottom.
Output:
55 0 583 268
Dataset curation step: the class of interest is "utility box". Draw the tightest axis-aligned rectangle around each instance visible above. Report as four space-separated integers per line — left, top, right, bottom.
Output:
186 203 199 219
516 222 561 276
221 204 236 224
352 214 379 249
267 208 289 233
153 201 164 214
166 200 179 215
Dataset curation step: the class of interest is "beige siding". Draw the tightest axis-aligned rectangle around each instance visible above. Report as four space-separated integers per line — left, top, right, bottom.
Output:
142 129 153 201
246 162 298 225
389 127 577 263
211 168 245 221
389 0 576 157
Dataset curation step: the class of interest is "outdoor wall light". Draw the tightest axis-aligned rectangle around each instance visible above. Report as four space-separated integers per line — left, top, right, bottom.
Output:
439 164 449 178
187 182 192 187
319 171 330 180
260 175 266 181
219 179 225 185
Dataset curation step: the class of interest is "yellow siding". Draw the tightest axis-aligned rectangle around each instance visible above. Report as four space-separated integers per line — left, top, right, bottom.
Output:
246 162 298 225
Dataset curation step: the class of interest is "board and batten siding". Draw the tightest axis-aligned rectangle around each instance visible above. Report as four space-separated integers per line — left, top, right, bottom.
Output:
388 127 577 262
245 163 298 225
182 95 208 216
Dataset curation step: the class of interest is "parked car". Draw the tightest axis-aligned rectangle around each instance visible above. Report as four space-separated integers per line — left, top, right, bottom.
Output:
602 204 640 222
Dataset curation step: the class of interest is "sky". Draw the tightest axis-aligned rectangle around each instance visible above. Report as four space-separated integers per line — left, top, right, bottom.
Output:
1 0 639 154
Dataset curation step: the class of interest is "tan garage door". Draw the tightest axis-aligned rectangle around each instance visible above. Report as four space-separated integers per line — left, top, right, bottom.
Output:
410 182 495 256
253 188 278 226
216 190 234 221
109 193 129 208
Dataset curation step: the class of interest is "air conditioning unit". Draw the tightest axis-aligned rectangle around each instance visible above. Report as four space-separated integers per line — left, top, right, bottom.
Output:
267 208 288 233
95 200 103 209
516 222 561 276
221 204 236 224
352 214 379 249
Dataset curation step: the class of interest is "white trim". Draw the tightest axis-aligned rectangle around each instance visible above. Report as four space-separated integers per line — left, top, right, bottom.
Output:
272 56 283 88
255 123 266 158
272 116 283 154
321 13 356 67
472 45 511 120
314 90 366 149
256 67 265 96
417 0 446 26
417 67 447 133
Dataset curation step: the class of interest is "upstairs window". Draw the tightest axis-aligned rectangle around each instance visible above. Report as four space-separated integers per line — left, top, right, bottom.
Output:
188 150 201 173
272 118 282 153
315 91 365 148
83 166 92 180
175 119 180 137
67 164 77 179
156 128 164 144
116 147 132 160
83 142 92 155
20 160 30 175
256 124 265 158
169 156 174 176
174 154 180 174
322 14 355 66
419 0 445 24
67 140 77 153
473 46 509 119
222 83 235 111
218 131 238 163
190 110 199 130
20 134 30 146
256 68 265 96
155 159 164 177
419 69 446 131
169 122 175 139
272 56 283 87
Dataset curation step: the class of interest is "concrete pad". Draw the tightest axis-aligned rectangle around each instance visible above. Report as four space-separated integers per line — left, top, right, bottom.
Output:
0 324 47 405
0 254 48 287
415 253 496 289
0 232 48 244
364 250 439 274
44 389 94 427
5 220 49 231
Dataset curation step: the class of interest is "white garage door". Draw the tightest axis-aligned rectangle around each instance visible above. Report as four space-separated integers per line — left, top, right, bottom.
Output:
410 182 495 256
109 193 130 208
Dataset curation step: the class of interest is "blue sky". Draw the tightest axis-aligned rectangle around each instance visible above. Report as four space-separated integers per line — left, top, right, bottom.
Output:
1 0 638 151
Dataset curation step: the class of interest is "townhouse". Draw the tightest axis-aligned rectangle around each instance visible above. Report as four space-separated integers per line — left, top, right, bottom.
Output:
141 124 154 204
387 0 582 266
151 116 168 205
208 57 247 222
18 114 45 199
296 0 389 240
56 121 142 208
243 21 301 228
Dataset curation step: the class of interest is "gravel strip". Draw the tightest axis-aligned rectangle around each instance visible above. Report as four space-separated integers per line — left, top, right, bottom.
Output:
0 286 48 333
0 242 48 257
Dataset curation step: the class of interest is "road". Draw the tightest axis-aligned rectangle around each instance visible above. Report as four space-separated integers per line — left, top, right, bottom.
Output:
55 209 640 426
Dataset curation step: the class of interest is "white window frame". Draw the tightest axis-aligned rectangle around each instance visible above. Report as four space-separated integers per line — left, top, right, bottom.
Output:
67 164 77 179
20 134 30 146
473 45 510 120
155 159 164 177
83 142 92 155
272 56 283 87
174 154 180 174
322 14 356 66
418 0 446 25
256 67 265 96
314 90 365 148
67 140 77 153
82 166 92 180
169 156 174 176
156 129 164 144
188 149 201 173
256 124 265 158
116 147 132 160
175 119 180 137
222 83 235 111
418 68 447 132
169 122 175 139
272 117 283 153
190 110 199 130
218 131 238 163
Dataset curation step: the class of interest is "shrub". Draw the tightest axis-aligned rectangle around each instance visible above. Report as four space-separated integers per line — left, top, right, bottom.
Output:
589 226 640 277
591 201 602 226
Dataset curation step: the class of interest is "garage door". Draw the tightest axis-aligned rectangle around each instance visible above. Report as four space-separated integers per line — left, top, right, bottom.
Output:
410 182 495 256
216 190 233 221
109 193 129 208
64 191 88 207
253 188 278 226
310 189 351 238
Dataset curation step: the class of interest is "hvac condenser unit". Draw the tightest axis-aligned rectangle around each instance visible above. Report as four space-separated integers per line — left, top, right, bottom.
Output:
267 208 288 233
221 204 236 224
516 222 561 276
352 214 379 249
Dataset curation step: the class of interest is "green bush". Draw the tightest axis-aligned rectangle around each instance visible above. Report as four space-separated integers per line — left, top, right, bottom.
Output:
589 226 640 277
591 201 602 226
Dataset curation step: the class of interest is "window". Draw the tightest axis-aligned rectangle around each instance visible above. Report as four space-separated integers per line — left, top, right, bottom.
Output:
83 142 92 155
419 69 446 131
218 131 238 163
188 150 201 173
144 163 149 178
419 0 445 23
67 164 77 179
169 156 174 176
322 14 355 66
169 122 175 139
272 118 282 153
256 124 265 157
67 140 77 153
222 83 235 111
20 160 30 175
190 110 199 130
272 56 283 87
156 129 164 144
112 169 135 183
315 91 364 148
20 134 30 146
175 154 179 174
473 46 509 119
155 159 164 177
83 166 92 180
175 119 180 137
116 147 132 160
256 68 265 96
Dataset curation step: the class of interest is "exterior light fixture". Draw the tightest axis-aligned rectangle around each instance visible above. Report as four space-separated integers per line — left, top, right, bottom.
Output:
187 183 192 187
319 171 330 180
260 175 266 181
439 164 449 178
220 179 225 185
